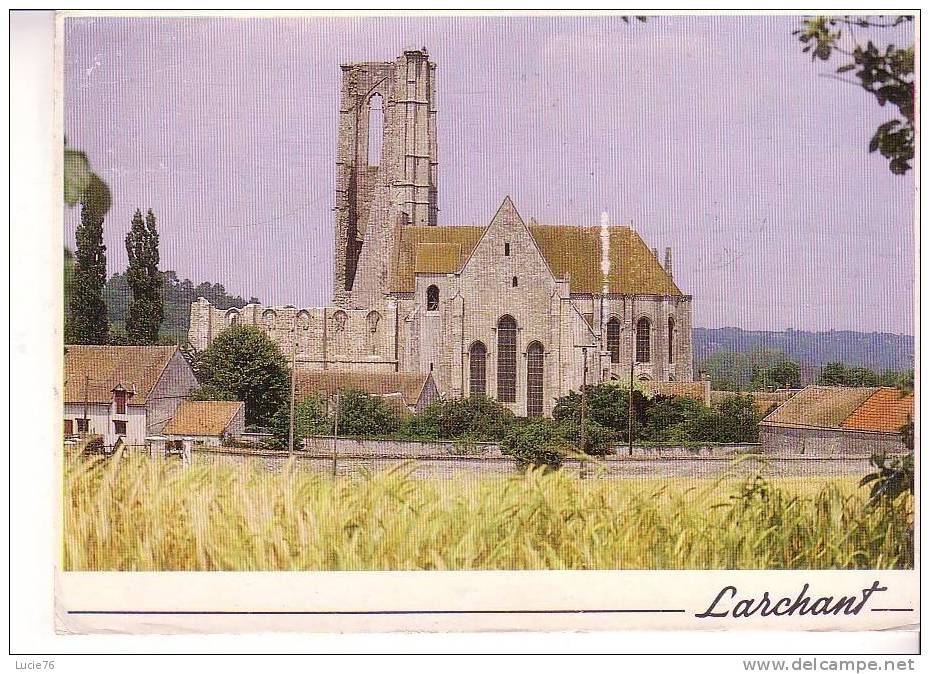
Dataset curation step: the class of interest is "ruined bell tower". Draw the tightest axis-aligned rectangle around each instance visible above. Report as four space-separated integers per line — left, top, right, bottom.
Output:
333 48 438 308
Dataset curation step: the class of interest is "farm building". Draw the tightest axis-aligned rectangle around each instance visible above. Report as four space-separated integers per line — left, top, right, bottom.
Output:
759 386 913 455
63 345 198 447
163 400 246 447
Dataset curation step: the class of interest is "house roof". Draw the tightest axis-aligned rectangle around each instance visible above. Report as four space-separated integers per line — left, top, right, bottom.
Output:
841 387 914 433
163 400 244 437
644 381 710 404
63 345 179 405
390 203 682 296
761 386 912 433
711 390 797 416
294 371 433 408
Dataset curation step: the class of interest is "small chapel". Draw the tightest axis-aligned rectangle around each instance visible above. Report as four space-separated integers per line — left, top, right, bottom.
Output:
189 47 694 418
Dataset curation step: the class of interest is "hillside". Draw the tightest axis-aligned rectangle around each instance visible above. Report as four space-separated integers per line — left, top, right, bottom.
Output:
693 327 914 372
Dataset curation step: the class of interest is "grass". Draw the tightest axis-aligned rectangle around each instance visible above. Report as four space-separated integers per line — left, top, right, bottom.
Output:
62 452 914 571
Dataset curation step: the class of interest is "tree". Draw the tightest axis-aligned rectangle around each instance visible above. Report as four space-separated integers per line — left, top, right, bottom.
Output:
397 394 518 442
795 15 914 174
552 382 650 444
749 358 801 391
818 361 890 387
65 198 109 344
193 325 290 426
125 208 164 344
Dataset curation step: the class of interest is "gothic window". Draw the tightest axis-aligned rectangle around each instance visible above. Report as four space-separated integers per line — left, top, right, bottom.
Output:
497 315 517 403
263 309 277 330
333 310 348 332
226 309 239 327
426 285 439 311
668 317 675 364
526 341 544 417
636 317 651 363
504 242 511 256
469 341 487 396
297 310 311 330
606 317 621 363
367 93 383 167
512 276 518 288
366 310 382 333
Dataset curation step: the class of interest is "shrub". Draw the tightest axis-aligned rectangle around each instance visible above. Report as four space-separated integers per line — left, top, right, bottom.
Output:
501 419 571 471
397 395 518 442
552 383 649 443
334 389 399 437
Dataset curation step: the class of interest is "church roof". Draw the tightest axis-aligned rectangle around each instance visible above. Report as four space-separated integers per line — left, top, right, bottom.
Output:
391 213 682 296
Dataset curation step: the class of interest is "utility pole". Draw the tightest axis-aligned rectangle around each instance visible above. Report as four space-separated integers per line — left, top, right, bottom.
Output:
628 297 635 457
580 347 588 478
287 334 298 456
331 389 340 478
82 375 90 437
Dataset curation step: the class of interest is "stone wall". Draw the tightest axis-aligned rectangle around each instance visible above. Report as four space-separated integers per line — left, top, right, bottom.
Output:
189 297 399 372
760 425 908 456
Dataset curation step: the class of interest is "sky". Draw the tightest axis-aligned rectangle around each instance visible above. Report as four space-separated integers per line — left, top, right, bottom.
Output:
63 14 915 335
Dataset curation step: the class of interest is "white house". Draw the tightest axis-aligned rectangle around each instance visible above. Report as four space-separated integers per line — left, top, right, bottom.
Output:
63 345 198 447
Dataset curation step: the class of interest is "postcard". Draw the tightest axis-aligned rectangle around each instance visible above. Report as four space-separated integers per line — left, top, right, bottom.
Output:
48 11 917 641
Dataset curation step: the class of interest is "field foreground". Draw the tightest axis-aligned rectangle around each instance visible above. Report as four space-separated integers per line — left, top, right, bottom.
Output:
63 453 913 571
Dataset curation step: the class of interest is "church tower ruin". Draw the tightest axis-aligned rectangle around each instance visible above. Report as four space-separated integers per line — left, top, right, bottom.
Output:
333 48 438 308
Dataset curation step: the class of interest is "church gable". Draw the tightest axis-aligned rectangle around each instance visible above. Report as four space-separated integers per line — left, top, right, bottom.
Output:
458 197 559 293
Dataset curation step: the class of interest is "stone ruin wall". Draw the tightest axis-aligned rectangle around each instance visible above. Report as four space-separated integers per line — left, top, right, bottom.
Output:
189 298 398 373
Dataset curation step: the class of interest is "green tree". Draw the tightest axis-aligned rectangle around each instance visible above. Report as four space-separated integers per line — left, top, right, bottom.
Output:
818 361 851 385
707 395 761 443
749 358 801 391
125 208 163 345
795 15 914 174
641 395 713 444
552 382 649 444
193 325 289 426
65 198 109 344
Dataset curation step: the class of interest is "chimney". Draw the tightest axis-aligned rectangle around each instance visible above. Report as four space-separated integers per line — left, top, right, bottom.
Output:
664 247 673 277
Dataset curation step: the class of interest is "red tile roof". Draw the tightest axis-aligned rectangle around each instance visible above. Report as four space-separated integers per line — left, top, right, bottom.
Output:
841 388 914 433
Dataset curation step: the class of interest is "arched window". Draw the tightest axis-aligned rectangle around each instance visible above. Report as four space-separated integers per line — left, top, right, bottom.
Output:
366 310 382 333
226 309 240 327
367 93 383 167
262 309 277 330
636 317 651 363
526 341 544 417
606 317 621 363
512 276 518 287
426 285 439 311
496 315 517 402
667 317 675 364
296 310 311 330
469 341 487 396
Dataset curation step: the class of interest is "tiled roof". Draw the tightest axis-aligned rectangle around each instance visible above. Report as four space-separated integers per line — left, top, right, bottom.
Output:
164 400 244 437
294 371 432 408
841 388 914 433
711 390 797 416
644 381 710 405
391 222 681 296
63 345 178 405
762 386 913 434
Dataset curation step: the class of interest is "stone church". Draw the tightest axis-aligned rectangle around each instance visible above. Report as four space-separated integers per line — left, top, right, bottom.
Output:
189 48 694 417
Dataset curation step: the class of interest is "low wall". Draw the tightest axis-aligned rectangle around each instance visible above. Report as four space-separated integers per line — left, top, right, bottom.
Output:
192 445 874 480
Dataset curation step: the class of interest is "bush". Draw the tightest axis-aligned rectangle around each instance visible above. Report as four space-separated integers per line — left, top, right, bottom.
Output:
501 419 571 471
396 395 517 442
334 389 400 437
552 383 649 443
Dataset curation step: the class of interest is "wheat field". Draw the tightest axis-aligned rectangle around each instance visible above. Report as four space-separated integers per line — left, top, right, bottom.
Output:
61 452 914 571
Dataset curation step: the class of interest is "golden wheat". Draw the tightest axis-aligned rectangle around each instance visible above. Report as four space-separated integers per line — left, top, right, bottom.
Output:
62 453 913 571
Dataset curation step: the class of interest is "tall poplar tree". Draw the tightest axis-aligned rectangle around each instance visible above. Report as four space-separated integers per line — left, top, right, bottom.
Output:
66 198 109 344
125 208 163 344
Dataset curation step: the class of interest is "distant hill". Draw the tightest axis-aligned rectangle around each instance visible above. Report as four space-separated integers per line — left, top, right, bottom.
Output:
693 327 914 372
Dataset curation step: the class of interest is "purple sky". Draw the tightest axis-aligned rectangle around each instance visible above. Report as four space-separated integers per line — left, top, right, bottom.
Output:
63 14 915 334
